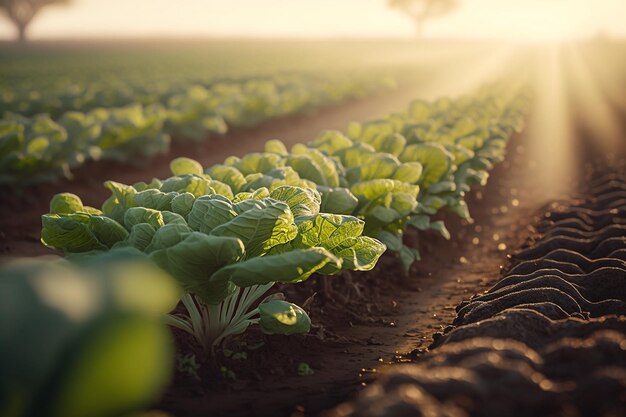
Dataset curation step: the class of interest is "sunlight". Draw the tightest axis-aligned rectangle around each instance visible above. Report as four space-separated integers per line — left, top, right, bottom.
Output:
525 46 577 200
1 0 625 41
562 44 625 157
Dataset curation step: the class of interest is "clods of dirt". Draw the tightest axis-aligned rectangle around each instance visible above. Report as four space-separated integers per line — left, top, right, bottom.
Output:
327 169 626 417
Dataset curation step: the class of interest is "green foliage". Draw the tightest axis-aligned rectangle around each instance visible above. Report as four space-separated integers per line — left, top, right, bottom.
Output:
0 70 395 185
297 362 315 376
0 249 179 417
258 300 311 335
40 83 528 357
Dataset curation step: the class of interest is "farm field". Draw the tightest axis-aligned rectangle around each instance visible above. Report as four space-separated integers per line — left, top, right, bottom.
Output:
1 34 625 417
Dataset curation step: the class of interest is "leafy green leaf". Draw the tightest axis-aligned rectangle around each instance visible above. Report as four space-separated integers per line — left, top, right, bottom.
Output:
399 245 420 273
269 186 321 217
399 143 454 188
206 165 247 193
292 214 364 250
210 200 297 258
264 139 288 155
41 213 128 253
50 193 84 215
124 207 165 230
215 247 338 287
170 192 196 219
430 220 451 240
392 162 423 184
187 195 237 234
149 232 245 304
122 223 157 251
320 236 385 273
170 157 204 176
259 300 310 335
318 187 359 215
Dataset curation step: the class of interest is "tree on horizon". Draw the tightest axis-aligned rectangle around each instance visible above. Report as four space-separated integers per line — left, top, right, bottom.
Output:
0 0 71 42
388 0 460 38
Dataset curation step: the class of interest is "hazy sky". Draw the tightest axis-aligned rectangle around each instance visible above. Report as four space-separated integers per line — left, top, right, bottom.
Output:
0 0 625 41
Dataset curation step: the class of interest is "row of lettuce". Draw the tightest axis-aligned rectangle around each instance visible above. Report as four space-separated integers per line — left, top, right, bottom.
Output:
0 70 396 119
2 85 529 417
0 73 395 185
41 81 529 357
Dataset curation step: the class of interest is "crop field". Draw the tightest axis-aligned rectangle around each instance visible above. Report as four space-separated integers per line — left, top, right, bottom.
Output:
1 34 625 417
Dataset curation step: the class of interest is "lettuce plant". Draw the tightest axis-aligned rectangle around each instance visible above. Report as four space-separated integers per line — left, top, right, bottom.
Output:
42 162 385 353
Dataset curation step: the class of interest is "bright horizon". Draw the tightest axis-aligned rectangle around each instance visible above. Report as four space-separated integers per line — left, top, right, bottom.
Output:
0 0 625 42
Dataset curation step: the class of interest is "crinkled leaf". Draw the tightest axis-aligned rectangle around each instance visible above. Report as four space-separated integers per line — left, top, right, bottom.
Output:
145 223 192 253
159 175 213 198
123 223 157 251
232 187 270 203
335 142 376 168
133 189 177 211
41 213 127 253
318 236 385 274
292 214 364 250
351 179 419 203
149 232 245 304
187 195 237 234
235 153 283 175
269 186 321 217
348 154 400 183
287 154 327 186
170 192 196 219
124 207 165 230
368 133 406 157
210 200 297 258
